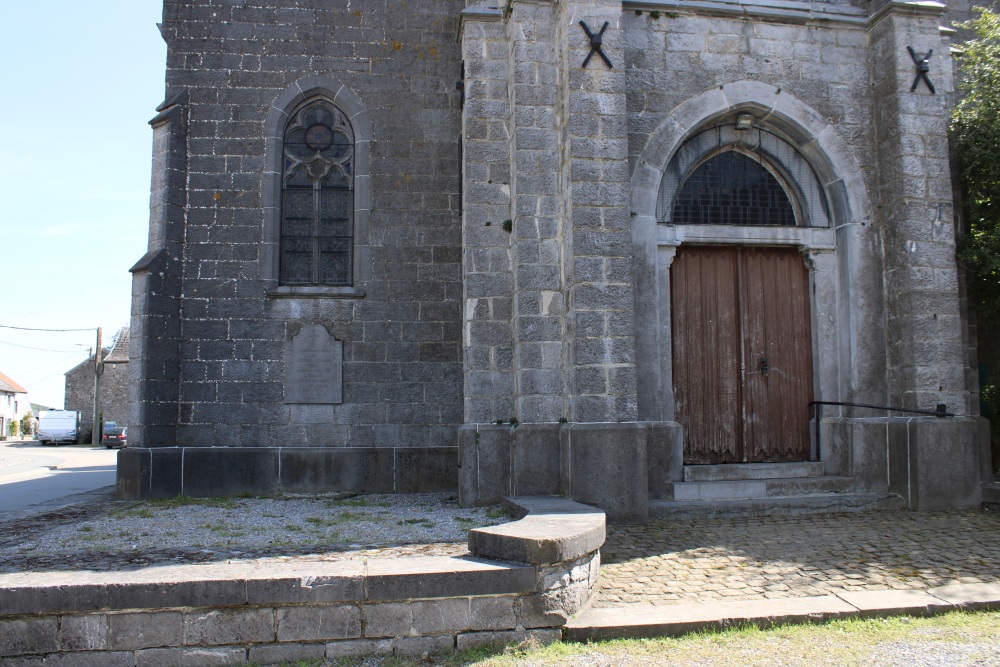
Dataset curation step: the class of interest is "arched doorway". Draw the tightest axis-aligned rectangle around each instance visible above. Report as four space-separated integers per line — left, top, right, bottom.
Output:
666 134 819 464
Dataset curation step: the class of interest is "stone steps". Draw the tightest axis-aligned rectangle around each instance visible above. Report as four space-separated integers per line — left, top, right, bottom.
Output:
670 475 853 501
649 493 905 519
683 461 825 482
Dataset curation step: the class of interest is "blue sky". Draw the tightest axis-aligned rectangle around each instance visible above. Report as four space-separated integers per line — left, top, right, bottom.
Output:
0 2 167 408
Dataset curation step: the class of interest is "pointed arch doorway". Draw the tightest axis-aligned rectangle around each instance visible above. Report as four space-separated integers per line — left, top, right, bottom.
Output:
668 147 815 464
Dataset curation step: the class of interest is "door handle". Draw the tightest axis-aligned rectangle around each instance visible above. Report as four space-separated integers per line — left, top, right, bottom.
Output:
757 356 769 376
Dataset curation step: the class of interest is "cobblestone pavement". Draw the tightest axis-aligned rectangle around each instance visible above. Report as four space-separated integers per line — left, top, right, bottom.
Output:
595 509 1000 607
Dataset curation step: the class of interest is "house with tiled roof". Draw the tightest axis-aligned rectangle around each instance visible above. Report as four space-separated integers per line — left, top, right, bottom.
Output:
0 371 31 438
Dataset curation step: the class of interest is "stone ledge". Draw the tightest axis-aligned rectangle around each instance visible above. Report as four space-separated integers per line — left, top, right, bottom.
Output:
467 497 606 565
0 557 534 616
566 582 1000 641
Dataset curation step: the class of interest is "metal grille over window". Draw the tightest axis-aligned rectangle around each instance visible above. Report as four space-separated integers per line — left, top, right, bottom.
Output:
657 124 830 228
672 151 796 226
280 101 354 286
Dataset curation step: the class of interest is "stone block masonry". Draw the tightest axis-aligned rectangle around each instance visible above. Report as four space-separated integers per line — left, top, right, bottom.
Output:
0 499 604 664
131 0 467 452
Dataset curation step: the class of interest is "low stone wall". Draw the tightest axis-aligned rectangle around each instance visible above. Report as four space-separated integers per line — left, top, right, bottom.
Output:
0 497 605 666
117 446 457 499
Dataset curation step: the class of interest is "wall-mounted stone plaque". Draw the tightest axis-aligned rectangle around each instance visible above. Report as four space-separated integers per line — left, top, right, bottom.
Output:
284 324 343 404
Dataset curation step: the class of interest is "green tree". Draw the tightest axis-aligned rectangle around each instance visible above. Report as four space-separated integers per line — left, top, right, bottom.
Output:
953 7 1000 311
952 7 1000 466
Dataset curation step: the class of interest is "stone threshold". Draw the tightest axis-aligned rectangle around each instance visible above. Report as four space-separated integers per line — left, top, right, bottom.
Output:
566 582 1000 641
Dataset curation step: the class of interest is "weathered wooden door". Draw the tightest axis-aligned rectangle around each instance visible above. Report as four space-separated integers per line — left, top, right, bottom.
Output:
672 246 813 464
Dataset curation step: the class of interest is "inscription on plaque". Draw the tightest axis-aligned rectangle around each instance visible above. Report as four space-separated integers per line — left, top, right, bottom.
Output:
284 324 343 404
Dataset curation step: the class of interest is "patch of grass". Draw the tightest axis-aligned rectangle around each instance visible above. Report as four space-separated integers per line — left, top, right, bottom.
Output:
78 526 92 532
127 508 154 519
304 516 327 525
284 524 303 532
485 505 511 520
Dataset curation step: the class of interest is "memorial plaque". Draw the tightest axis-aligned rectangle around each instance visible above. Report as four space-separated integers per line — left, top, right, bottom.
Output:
284 324 343 404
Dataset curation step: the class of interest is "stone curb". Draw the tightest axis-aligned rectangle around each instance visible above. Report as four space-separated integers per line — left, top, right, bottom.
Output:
468 496 606 565
0 498 607 665
0 556 535 617
565 582 1000 641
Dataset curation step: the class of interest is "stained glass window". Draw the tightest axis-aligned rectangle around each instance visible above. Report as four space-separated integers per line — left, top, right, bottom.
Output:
280 100 355 285
672 151 797 227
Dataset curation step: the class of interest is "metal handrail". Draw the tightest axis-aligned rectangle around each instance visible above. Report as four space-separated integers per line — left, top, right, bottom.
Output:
808 400 955 462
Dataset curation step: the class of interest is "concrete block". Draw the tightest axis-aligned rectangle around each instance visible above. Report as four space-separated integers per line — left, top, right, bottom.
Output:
279 448 393 494
365 556 535 601
44 652 134 667
394 635 455 655
888 417 985 510
836 590 950 616
0 618 57 657
248 642 325 665
566 595 857 641
515 594 569 628
560 422 649 523
648 421 683 498
182 447 280 497
410 598 470 634
394 447 458 493
135 647 245 667
58 614 108 651
246 564 365 604
456 627 560 651
672 481 767 501
458 424 512 506
469 597 517 631
276 604 361 641
469 498 605 565
108 611 183 650
325 638 394 658
927 582 1000 609
512 423 560 496
183 608 274 646
363 602 413 638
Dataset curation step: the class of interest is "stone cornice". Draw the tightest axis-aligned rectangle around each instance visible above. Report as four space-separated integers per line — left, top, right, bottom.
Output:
868 0 947 29
623 0 867 27
458 6 504 42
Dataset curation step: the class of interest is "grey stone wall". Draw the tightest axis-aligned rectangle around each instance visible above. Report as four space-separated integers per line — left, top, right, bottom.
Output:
146 0 465 448
65 358 129 441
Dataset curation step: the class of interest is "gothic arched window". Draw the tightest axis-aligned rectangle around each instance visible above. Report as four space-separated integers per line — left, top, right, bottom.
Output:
280 100 355 286
672 151 797 227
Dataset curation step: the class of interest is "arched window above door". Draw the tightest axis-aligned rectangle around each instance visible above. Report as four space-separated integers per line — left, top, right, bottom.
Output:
657 123 830 228
672 150 797 227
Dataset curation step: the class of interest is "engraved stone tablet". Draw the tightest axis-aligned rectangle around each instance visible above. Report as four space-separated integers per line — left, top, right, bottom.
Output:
284 324 343 404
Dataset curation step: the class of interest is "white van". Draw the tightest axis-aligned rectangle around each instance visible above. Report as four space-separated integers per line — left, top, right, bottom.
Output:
37 410 79 446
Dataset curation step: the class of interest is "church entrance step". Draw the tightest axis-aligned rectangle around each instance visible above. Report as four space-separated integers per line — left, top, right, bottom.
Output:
983 480 1000 506
683 461 825 482
671 476 852 501
649 493 905 519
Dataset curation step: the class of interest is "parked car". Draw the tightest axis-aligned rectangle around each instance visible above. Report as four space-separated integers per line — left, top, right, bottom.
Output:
102 427 127 449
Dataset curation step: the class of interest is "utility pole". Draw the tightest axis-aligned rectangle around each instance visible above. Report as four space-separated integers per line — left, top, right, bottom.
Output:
91 327 103 445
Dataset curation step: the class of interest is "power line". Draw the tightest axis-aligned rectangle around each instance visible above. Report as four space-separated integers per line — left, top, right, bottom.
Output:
0 323 96 333
0 339 83 353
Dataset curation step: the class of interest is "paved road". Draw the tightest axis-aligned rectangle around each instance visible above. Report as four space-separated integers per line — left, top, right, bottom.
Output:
596 509 1000 607
0 440 117 520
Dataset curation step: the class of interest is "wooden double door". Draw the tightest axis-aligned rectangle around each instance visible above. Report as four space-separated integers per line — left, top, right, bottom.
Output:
672 246 814 464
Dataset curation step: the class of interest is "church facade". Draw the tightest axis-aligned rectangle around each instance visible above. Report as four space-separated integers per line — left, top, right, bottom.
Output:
120 0 988 518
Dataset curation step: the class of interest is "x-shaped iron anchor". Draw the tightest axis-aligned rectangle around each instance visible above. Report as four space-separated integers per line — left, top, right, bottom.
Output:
908 46 935 94
580 20 613 69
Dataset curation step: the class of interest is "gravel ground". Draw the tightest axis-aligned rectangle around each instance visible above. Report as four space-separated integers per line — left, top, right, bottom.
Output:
0 492 508 574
